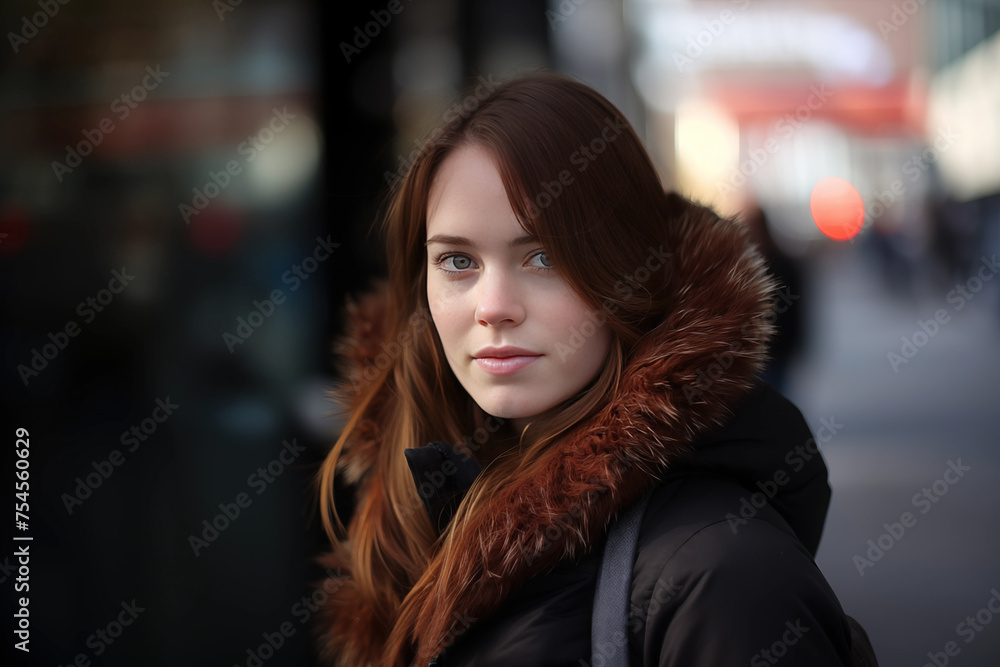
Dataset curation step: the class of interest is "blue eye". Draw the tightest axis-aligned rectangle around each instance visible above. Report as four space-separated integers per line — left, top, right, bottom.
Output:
530 251 554 271
447 255 472 270
434 253 475 275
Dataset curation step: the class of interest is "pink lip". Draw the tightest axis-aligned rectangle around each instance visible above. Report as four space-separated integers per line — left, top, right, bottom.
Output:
474 346 540 359
474 355 541 376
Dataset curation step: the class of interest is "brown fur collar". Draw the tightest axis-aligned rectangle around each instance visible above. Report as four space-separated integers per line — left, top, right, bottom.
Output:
317 198 777 665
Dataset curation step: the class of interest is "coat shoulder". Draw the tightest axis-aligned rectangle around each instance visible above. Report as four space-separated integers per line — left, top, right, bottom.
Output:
627 476 853 666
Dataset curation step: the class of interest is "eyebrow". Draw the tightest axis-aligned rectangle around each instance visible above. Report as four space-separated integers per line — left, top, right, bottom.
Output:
424 234 539 248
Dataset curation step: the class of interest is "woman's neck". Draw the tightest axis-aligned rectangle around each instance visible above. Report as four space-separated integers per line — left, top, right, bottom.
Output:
473 425 523 469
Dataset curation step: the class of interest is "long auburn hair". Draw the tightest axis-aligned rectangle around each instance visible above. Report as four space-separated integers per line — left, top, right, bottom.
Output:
317 71 695 663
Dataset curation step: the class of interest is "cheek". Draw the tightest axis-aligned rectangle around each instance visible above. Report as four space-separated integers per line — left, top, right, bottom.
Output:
427 304 447 345
593 325 614 361
427 278 458 317
558 301 601 339
579 320 612 358
545 300 612 363
426 282 445 328
427 292 461 350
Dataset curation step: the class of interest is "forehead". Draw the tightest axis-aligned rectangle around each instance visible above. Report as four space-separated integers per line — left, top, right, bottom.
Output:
426 144 523 240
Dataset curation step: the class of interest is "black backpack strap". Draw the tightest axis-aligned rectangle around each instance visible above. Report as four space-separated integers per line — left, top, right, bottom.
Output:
592 488 653 666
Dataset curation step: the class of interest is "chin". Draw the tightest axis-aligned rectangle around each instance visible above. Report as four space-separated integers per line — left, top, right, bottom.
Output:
472 394 536 422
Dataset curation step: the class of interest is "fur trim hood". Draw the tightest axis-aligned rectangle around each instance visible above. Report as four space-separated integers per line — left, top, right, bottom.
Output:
316 198 779 665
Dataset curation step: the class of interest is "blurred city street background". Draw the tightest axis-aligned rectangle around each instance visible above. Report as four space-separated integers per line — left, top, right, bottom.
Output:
792 244 1000 665
1 0 998 665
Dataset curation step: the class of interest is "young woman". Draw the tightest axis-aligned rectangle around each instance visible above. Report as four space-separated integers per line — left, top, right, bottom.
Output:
315 72 873 666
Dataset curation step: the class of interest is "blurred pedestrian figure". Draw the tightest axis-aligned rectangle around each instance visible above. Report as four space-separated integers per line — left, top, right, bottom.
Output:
740 203 805 391
927 163 991 296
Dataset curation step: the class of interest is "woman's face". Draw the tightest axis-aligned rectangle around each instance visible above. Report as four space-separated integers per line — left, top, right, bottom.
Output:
425 143 613 433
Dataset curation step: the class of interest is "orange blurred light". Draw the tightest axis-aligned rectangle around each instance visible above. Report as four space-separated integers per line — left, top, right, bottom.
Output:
810 177 864 241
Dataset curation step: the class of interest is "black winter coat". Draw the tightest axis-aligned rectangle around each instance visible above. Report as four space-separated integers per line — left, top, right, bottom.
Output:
429 382 854 666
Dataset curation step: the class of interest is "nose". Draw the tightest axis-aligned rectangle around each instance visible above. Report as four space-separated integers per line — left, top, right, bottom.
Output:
474 268 525 327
